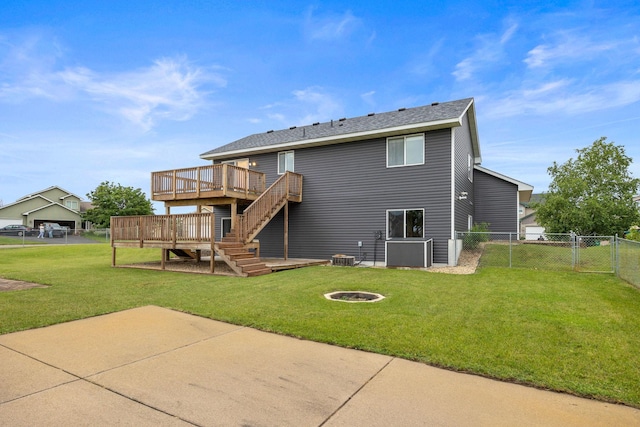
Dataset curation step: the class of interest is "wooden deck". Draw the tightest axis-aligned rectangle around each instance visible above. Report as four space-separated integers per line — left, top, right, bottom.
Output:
112 167 305 277
115 257 330 276
151 164 267 204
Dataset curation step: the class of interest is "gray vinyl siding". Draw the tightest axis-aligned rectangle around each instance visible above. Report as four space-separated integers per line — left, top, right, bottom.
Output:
253 128 454 264
453 112 475 232
473 169 518 232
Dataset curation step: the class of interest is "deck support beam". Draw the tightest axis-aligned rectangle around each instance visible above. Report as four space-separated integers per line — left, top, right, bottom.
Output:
284 202 289 260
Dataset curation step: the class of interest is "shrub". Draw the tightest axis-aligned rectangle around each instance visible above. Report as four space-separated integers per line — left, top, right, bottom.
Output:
463 222 490 249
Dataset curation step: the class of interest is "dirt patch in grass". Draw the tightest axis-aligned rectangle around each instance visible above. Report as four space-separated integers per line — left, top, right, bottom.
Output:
0 278 48 291
428 249 482 274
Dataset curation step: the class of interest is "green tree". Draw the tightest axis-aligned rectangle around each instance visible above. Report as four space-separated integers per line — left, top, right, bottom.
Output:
83 181 154 228
534 137 640 236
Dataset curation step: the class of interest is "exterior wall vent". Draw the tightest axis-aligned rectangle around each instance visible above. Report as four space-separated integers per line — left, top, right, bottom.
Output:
266 130 274 133
289 126 297 130
398 107 406 111
431 102 440 106
313 122 320 126
339 117 346 121
368 113 375 116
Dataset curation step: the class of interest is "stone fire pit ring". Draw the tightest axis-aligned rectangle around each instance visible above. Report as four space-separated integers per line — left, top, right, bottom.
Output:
324 291 385 303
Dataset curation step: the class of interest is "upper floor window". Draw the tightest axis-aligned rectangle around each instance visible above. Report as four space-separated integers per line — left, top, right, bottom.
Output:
468 154 473 182
278 151 294 174
65 200 79 210
387 134 425 167
387 208 424 239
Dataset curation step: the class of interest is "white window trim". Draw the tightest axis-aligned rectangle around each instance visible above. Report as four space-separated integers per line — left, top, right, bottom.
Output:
386 133 425 168
386 208 425 239
278 150 294 175
467 153 473 182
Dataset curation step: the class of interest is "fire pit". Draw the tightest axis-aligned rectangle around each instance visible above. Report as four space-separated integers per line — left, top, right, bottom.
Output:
324 291 385 303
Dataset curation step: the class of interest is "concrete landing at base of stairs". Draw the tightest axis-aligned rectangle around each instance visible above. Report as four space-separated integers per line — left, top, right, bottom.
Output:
0 306 638 426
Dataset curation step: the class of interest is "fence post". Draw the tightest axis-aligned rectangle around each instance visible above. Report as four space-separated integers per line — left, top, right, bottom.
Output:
509 233 512 268
613 234 620 278
571 231 576 270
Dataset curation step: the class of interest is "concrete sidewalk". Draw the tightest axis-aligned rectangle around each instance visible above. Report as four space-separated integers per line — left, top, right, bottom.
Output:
1 306 638 426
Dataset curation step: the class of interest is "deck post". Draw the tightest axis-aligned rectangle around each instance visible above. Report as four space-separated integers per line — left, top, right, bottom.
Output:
230 201 237 229
196 166 201 198
210 212 215 273
112 246 116 267
284 202 289 260
172 170 177 200
161 249 166 270
222 164 228 195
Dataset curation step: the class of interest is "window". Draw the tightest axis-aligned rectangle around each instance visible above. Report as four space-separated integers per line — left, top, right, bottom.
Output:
387 134 424 167
387 209 424 238
222 158 249 169
468 215 473 231
278 151 294 174
221 217 231 238
65 200 79 210
468 154 473 182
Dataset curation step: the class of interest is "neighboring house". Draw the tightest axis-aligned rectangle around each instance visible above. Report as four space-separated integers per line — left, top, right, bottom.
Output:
194 97 532 266
634 195 640 211
0 186 84 230
519 193 545 238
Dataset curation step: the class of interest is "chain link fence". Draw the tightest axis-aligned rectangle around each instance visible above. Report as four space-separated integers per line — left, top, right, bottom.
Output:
617 238 640 289
455 232 615 273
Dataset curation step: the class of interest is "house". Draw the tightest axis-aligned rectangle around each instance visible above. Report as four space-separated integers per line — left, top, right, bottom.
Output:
0 186 84 230
519 193 545 238
200 98 531 265
111 97 532 275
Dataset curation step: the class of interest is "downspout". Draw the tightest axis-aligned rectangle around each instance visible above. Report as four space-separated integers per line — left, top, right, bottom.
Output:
449 128 457 265
450 129 456 240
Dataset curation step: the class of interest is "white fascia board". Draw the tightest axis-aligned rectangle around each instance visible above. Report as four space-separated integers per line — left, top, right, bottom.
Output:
459 100 482 164
200 118 462 160
22 202 80 216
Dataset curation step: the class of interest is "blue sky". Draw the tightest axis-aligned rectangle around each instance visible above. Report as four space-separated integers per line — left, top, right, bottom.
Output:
1 0 639 209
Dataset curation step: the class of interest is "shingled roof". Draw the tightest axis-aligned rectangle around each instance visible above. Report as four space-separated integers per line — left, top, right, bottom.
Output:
200 97 477 160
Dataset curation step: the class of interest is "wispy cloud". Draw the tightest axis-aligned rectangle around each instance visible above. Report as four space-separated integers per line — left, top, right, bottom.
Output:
0 32 223 130
303 7 363 42
524 33 616 69
485 79 640 117
452 22 518 81
59 57 223 130
261 87 343 126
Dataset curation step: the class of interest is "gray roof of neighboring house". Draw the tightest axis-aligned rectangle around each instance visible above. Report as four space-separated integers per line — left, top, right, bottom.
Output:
200 97 478 160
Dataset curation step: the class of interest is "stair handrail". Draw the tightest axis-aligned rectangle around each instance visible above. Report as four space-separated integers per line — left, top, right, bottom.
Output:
235 172 302 243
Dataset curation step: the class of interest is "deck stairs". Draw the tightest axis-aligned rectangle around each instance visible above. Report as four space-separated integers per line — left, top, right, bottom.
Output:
214 235 271 277
214 172 302 277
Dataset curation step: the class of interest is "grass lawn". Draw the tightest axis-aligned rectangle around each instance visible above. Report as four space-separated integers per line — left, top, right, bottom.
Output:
1 244 639 408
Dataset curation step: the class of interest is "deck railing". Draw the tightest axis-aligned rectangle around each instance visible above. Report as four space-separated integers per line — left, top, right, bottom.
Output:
151 164 266 201
111 213 215 246
236 172 303 243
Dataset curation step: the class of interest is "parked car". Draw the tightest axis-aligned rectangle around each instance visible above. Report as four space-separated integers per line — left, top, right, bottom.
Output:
43 223 66 238
0 224 36 236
